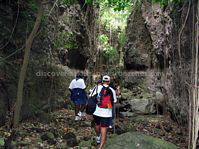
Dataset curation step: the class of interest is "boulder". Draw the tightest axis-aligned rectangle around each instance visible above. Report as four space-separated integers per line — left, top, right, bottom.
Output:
120 88 156 114
41 132 55 141
104 132 178 149
129 98 155 114
63 132 78 147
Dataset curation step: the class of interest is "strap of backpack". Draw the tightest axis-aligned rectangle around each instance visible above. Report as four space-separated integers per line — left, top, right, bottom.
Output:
99 86 105 104
100 86 106 95
91 85 98 96
107 87 114 105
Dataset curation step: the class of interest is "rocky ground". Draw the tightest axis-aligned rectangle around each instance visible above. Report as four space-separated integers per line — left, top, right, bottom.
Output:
0 109 188 149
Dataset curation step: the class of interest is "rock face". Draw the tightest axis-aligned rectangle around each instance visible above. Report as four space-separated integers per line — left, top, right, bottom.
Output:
0 0 96 125
141 2 173 69
140 1 194 123
124 2 152 70
104 132 178 149
124 0 193 124
164 2 194 124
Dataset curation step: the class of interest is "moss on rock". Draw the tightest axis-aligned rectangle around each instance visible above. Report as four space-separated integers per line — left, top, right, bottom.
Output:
104 131 178 149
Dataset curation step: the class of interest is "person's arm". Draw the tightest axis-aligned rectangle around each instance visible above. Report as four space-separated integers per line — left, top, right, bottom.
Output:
81 79 86 89
110 88 117 103
113 90 117 103
97 85 103 94
68 80 74 93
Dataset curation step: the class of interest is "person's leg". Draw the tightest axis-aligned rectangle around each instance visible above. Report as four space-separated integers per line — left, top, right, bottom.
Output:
95 124 101 144
80 94 87 116
80 105 86 117
74 104 81 120
80 105 86 112
75 105 79 116
99 117 111 148
95 125 101 137
93 115 101 143
99 127 108 149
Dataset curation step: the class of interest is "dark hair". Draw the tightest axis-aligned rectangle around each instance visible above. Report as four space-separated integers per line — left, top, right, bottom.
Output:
97 80 102 84
76 72 83 78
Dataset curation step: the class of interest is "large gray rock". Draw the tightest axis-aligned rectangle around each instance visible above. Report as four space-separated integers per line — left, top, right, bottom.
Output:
120 87 156 114
104 132 178 149
129 98 155 114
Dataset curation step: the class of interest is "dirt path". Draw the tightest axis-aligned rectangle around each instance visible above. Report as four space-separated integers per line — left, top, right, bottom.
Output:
0 109 187 148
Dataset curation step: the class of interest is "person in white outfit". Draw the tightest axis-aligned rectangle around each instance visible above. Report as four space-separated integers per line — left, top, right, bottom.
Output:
93 75 117 149
69 72 87 121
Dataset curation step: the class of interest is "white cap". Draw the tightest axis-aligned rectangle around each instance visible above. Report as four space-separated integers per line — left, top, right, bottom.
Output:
102 75 110 82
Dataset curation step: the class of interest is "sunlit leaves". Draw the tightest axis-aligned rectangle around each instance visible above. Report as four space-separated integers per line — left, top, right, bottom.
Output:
118 31 126 47
86 0 130 11
86 0 93 4
107 0 131 11
98 34 119 62
100 6 130 31
99 34 109 45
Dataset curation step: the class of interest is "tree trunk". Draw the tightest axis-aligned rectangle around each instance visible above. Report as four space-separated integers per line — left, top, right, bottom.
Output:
189 0 199 148
13 0 43 128
193 0 199 148
118 44 124 68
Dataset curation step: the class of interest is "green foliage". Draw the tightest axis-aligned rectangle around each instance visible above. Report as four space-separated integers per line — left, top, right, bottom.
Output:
27 0 37 12
53 31 77 50
0 138 4 146
106 0 131 11
62 0 75 5
100 6 131 31
97 0 132 65
20 0 37 18
99 34 109 45
91 0 131 11
85 0 93 4
99 34 119 62
118 31 126 47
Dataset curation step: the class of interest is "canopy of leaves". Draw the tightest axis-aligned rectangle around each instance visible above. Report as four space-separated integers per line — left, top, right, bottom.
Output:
105 0 131 11
99 34 119 62
97 0 132 64
100 7 130 31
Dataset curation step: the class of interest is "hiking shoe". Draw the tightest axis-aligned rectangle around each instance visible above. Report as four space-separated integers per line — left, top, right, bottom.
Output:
109 121 113 128
77 112 82 117
96 136 100 144
75 116 81 121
